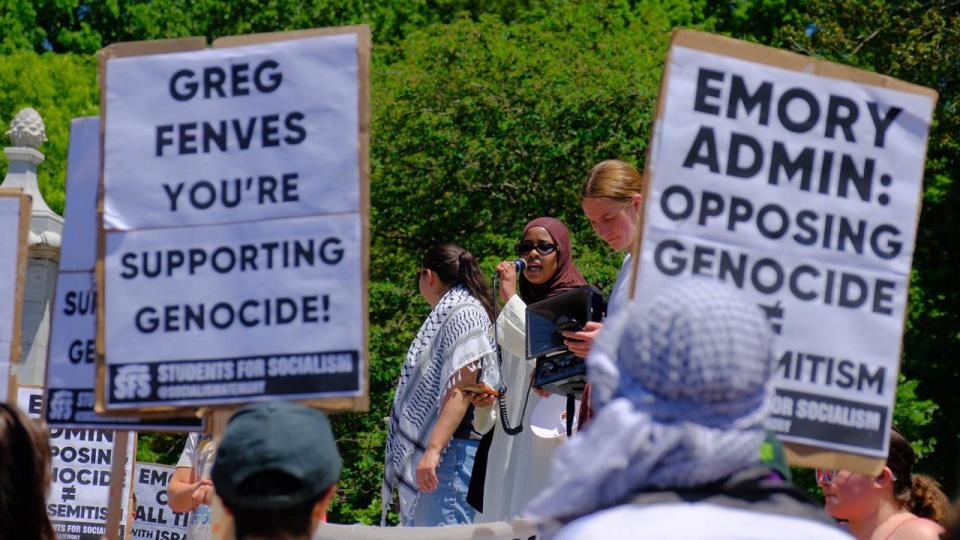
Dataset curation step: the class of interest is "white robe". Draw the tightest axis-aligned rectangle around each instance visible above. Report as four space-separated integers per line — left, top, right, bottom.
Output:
472 294 570 522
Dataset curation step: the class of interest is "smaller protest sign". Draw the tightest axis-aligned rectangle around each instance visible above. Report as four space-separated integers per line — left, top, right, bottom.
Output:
16 386 135 540
0 188 31 370
46 117 202 431
132 463 189 540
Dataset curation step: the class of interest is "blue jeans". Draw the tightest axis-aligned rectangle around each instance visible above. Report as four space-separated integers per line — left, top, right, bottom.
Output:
412 438 478 526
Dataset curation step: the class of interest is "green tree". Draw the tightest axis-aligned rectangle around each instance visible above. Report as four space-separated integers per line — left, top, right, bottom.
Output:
1 0 955 521
0 0 556 55
0 50 98 213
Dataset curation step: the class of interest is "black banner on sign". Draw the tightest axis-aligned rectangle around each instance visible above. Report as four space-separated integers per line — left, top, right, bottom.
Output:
767 388 887 452
46 388 203 429
50 520 123 540
107 350 361 407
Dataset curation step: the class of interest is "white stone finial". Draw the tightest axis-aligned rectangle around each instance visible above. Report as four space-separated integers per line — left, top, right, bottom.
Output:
5 107 47 149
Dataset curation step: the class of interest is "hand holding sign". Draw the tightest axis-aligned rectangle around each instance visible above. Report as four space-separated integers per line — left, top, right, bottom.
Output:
191 479 214 508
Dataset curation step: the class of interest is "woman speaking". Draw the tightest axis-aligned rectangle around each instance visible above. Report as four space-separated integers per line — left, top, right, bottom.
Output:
471 217 588 522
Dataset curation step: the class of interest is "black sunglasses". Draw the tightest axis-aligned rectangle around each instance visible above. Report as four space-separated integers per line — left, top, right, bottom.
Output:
515 241 558 256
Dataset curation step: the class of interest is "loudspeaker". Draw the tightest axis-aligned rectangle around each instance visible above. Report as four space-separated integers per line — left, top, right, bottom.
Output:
525 286 606 396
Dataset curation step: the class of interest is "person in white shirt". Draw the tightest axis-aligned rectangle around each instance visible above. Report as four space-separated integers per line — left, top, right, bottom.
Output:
169 433 217 540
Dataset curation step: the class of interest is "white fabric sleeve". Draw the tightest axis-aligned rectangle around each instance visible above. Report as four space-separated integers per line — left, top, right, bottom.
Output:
175 432 198 469
472 403 497 434
497 294 527 357
472 295 527 434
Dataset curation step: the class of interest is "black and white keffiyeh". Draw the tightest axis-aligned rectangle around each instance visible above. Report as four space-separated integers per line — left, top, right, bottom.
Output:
381 285 497 525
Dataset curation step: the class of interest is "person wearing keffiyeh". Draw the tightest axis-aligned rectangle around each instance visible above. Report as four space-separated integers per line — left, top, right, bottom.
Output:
526 279 852 540
381 244 499 527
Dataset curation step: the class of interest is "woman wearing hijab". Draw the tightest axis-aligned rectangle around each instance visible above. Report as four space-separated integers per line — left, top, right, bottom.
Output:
470 217 588 522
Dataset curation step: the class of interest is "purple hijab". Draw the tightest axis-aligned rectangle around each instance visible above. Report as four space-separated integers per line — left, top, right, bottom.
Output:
518 217 587 304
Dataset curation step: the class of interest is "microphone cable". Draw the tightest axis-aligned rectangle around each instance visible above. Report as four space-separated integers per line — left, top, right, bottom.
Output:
492 260 531 436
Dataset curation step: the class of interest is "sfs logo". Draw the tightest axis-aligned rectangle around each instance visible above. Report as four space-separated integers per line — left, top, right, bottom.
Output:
48 390 74 421
113 365 152 400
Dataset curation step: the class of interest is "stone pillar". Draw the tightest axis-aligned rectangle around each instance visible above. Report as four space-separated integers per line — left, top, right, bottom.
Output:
2 108 63 386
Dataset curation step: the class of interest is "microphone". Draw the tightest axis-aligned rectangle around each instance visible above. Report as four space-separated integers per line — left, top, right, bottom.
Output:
496 259 526 277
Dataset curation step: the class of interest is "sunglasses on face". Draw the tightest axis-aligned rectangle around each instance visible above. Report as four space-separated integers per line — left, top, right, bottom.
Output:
815 468 838 484
515 241 558 257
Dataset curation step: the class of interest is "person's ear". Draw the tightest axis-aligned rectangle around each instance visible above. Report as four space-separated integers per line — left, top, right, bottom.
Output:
876 466 894 487
630 193 643 211
310 483 338 531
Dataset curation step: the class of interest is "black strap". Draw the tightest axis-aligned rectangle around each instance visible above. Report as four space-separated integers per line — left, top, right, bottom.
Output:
565 394 575 437
551 467 835 528
623 467 835 526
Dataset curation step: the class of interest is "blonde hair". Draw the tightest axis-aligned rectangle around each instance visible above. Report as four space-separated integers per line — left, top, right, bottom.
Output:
581 159 643 202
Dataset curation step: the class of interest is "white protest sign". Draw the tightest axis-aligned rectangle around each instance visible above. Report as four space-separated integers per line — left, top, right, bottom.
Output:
98 28 369 411
132 463 190 540
103 34 358 230
636 31 937 461
0 189 30 377
17 387 134 540
46 117 202 431
103 214 362 408
61 117 101 272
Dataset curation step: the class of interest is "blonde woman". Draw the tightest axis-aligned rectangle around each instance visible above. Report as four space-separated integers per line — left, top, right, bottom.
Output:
561 159 643 358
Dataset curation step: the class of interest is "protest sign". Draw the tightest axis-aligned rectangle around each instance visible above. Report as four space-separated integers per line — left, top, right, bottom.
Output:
631 30 937 471
95 27 370 413
16 386 135 540
0 188 31 399
132 463 190 540
45 117 202 431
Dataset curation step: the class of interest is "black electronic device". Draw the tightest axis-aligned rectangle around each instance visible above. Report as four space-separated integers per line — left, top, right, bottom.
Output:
526 286 606 396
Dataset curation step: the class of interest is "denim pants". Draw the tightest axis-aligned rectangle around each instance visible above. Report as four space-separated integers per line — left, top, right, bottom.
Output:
412 438 479 526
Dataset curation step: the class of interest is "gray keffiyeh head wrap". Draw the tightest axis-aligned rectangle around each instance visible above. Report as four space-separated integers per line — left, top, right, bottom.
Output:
525 279 774 523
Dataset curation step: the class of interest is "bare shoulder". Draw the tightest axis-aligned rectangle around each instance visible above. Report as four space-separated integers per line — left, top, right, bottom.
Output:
889 517 944 540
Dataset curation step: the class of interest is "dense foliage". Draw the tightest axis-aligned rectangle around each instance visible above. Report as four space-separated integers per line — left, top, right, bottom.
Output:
0 0 955 523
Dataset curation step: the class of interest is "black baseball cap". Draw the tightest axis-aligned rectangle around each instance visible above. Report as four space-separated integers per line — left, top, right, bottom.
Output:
212 401 342 510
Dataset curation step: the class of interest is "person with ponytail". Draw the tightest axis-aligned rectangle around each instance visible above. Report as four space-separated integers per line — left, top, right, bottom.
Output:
382 243 499 526
817 428 951 539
